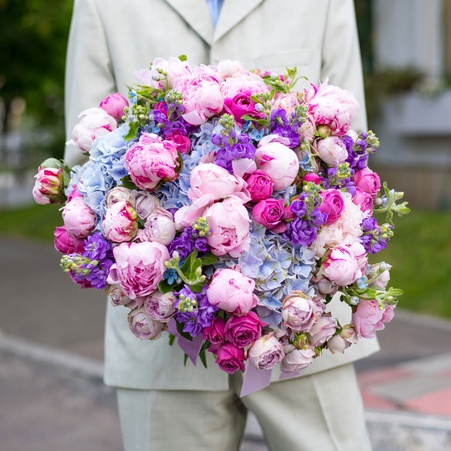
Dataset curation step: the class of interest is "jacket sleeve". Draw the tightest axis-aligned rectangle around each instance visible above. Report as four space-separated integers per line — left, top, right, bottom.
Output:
321 0 368 132
64 0 116 167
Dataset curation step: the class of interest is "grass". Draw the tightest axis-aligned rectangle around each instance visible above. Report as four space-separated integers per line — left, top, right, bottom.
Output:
1 203 450 320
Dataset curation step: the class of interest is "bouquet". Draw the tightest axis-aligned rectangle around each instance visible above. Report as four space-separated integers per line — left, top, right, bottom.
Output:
33 56 410 387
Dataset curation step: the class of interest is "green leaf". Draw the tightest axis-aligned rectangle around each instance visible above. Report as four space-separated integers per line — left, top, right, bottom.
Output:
178 54 188 62
168 334 176 346
200 253 218 266
124 121 140 141
158 279 174 294
120 175 139 190
189 282 206 293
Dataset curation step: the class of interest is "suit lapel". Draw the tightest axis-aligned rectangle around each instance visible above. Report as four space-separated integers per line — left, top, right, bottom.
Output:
163 0 214 44
214 0 265 42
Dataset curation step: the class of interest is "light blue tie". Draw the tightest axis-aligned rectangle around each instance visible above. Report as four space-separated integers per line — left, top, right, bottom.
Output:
206 0 225 27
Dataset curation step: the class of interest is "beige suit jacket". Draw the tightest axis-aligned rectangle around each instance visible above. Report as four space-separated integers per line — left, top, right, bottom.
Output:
65 0 379 390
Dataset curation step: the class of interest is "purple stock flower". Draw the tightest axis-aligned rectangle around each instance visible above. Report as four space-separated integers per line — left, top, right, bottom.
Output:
290 199 307 217
169 227 195 259
286 218 318 246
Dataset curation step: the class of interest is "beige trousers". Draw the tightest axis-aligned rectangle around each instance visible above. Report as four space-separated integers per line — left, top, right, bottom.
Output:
116 363 372 451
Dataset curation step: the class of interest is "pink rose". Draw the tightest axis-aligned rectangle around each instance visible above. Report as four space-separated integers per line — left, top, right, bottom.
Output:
255 138 299 191
352 300 395 339
62 196 96 239
165 130 191 154
181 74 224 125
131 191 160 220
306 81 358 135
352 187 374 213
105 187 133 207
32 166 66 205
321 243 367 287
203 318 226 352
224 311 265 349
103 201 138 243
53 226 85 254
281 345 316 373
223 89 265 125
282 291 324 332
245 170 274 202
316 136 348 166
144 291 176 322
353 168 381 198
206 196 250 257
188 163 247 202
107 241 169 299
248 333 285 370
206 268 257 315
303 173 321 185
308 313 338 347
319 189 345 225
125 133 181 190
214 343 246 374
67 107 117 153
328 324 357 354
252 198 286 231
128 307 165 340
99 92 128 121
106 284 131 308
143 207 176 245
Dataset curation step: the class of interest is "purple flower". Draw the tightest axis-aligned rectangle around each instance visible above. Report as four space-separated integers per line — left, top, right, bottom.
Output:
290 199 307 217
169 227 195 260
286 218 318 246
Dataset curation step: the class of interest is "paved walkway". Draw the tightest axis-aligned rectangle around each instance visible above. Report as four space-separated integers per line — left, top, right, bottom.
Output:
1 234 451 450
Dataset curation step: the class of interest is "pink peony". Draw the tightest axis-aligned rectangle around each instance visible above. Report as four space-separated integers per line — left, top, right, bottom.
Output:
128 307 165 340
272 91 302 116
214 343 246 374
125 133 181 191
206 268 257 315
352 300 395 339
32 166 66 205
353 168 381 198
143 207 176 245
318 189 345 225
252 198 286 232
281 345 316 373
224 311 265 349
305 80 358 135
282 291 324 332
103 201 138 243
205 196 250 257
352 187 374 213
245 170 274 202
248 333 285 370
255 137 299 191
131 191 160 220
105 187 133 207
107 241 169 300
321 242 367 287
99 92 128 121
144 291 176 322
316 136 348 166
53 226 85 254
62 197 96 239
67 107 117 153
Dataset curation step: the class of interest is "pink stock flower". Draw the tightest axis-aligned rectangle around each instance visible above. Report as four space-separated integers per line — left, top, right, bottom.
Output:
32 166 66 205
248 333 285 370
281 291 324 332
306 80 358 135
223 89 266 125
188 163 247 202
316 136 348 166
125 133 181 191
205 196 250 257
224 311 265 349
308 313 338 347
62 196 96 239
318 189 345 225
181 74 224 125
99 92 128 121
255 138 299 191
128 307 165 340
67 107 117 153
245 170 274 202
53 226 85 254
321 242 367 287
206 268 257 315
103 201 138 243
214 343 246 374
281 345 316 373
144 291 176 322
165 130 191 154
252 198 286 231
352 300 395 339
107 241 170 300
143 207 176 245
352 187 374 213
353 168 381 198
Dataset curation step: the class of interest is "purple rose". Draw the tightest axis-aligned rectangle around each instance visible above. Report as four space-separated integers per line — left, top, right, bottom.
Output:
144 291 176 322
282 291 324 332
281 345 316 373
215 343 246 374
128 306 165 340
308 313 338 347
248 333 285 370
224 312 265 349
